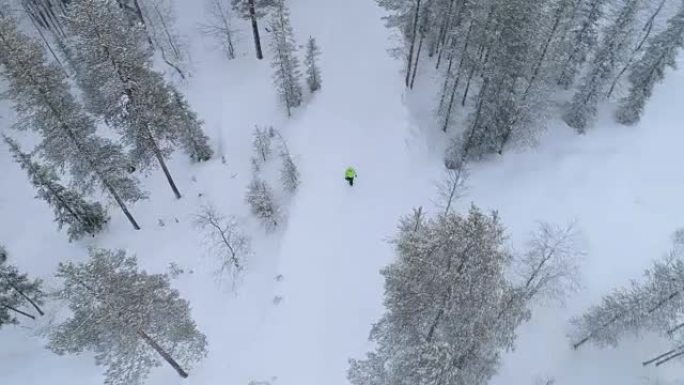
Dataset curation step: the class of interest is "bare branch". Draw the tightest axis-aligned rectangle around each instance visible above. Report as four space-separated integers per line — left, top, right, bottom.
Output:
194 205 250 277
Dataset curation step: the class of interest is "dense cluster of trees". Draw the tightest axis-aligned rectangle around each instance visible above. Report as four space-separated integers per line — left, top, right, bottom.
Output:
246 126 300 229
348 206 581 385
0 1 213 237
378 0 684 166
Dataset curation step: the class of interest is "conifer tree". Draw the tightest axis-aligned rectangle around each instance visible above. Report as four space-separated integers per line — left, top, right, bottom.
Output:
0 245 45 328
556 0 607 88
616 0 684 125
571 230 684 357
63 0 212 198
563 0 643 132
349 206 580 385
304 36 322 92
49 249 208 385
4 136 109 241
0 14 144 230
269 0 303 117
246 177 280 229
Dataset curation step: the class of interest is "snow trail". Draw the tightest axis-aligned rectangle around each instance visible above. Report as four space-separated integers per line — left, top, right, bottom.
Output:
230 1 436 385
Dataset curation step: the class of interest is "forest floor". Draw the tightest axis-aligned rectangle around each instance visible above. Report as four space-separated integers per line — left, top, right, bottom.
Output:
1 0 684 384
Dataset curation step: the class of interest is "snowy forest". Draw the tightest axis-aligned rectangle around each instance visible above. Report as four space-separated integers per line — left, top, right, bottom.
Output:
1 0 684 385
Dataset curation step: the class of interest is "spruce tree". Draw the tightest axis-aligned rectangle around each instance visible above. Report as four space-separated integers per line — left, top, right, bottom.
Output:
616 0 684 125
563 0 643 132
63 0 212 198
0 246 45 328
246 177 280 229
48 249 208 385
4 136 109 241
269 0 303 117
456 0 542 159
0 14 144 230
304 36 322 92
556 0 606 88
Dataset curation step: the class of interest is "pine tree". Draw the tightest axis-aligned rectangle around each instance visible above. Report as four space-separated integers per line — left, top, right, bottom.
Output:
269 0 303 117
563 0 643 132
0 14 144 230
349 207 580 385
251 126 274 171
280 151 300 193
274 130 299 193
455 0 543 160
556 0 607 88
4 136 109 241
63 0 212 198
0 246 45 328
304 36 322 92
48 249 208 385
616 0 684 125
232 0 275 59
171 90 214 162
246 177 280 229
570 231 684 355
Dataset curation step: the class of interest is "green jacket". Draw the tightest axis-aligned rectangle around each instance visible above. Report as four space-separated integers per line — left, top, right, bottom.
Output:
345 168 357 179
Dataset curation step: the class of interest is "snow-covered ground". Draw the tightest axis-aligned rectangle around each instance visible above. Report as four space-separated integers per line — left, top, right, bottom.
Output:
1 0 684 384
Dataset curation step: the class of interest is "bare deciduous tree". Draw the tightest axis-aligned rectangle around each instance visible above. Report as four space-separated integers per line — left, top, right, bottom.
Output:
200 0 236 59
194 205 250 277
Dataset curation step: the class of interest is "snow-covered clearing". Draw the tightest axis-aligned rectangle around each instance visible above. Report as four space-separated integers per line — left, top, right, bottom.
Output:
1 0 684 384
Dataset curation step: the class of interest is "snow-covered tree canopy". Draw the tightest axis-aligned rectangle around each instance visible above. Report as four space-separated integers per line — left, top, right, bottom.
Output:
49 249 207 385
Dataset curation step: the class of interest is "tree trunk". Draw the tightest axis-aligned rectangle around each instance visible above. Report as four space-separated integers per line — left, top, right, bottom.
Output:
409 31 424 89
2 304 35 320
643 346 682 366
23 3 66 76
523 2 566 98
405 0 422 87
145 126 182 199
438 45 456 111
656 350 684 366
249 0 263 60
607 0 665 98
137 329 189 378
8 283 44 316
442 23 472 131
461 78 489 159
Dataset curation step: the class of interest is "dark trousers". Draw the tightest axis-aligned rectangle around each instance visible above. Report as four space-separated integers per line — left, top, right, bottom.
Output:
345 177 354 186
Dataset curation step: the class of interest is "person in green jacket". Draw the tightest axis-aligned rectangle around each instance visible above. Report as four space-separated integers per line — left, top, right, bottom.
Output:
345 167 357 186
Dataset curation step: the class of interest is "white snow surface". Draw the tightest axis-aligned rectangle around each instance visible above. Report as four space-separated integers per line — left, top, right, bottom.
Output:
1 0 684 384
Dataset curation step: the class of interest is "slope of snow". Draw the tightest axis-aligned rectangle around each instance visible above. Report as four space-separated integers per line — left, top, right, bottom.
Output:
1 0 683 384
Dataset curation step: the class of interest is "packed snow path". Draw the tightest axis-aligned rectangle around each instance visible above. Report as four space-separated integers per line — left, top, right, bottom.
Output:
221 1 437 384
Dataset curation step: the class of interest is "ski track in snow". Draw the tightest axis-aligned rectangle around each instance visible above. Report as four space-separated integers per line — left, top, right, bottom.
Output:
2 0 684 383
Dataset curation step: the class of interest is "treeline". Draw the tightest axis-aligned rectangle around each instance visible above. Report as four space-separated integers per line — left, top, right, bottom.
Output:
379 0 684 167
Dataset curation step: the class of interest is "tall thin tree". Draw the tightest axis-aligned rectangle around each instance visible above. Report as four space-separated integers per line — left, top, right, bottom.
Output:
0 14 144 229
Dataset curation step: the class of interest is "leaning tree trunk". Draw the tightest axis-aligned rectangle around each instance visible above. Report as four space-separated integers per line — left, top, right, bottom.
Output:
248 0 263 60
144 126 182 199
409 30 425 89
607 0 665 98
8 282 44 316
1 304 35 320
405 0 422 87
137 329 189 378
